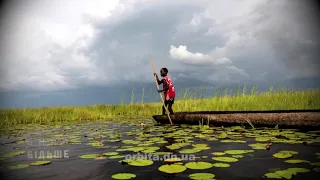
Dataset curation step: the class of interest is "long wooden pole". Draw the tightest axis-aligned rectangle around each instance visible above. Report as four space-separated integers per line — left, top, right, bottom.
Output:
150 58 173 125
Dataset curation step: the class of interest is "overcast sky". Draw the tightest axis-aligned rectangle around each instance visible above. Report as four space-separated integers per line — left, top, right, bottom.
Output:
0 0 319 108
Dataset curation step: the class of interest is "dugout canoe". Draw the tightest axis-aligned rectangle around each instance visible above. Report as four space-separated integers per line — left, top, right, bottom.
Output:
152 109 320 129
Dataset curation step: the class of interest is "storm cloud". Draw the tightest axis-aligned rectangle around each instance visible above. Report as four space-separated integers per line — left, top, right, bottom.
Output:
0 0 319 108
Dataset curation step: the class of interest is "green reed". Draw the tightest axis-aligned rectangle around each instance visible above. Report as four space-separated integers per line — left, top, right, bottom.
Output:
0 86 319 128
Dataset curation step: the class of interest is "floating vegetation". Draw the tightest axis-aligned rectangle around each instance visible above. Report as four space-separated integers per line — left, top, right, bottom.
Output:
313 167 320 172
248 143 268 150
232 155 244 159
310 162 320 166
29 161 52 166
212 157 239 162
255 137 272 142
158 164 187 174
1 109 320 179
192 144 209 148
220 140 246 143
109 155 125 159
189 173 215 179
185 162 213 170
273 151 298 159
79 154 100 159
95 156 107 160
211 152 226 156
284 159 310 164
103 152 119 156
7 164 29 170
0 151 25 159
179 149 201 154
264 168 310 179
224 150 254 155
212 163 230 168
111 173 136 179
120 159 153 167
166 143 190 150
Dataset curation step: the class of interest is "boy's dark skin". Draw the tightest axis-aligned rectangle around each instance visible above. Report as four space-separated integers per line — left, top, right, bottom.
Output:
154 68 174 115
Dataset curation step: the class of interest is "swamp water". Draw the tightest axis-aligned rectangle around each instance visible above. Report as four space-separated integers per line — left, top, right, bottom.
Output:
0 121 319 180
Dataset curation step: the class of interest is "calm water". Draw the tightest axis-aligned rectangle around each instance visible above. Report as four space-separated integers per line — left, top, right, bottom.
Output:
0 121 319 180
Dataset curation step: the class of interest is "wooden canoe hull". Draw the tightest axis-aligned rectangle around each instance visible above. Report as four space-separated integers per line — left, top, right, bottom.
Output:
152 109 320 129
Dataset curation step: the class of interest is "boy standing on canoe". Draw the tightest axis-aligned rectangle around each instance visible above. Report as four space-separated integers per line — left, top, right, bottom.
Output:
154 68 175 115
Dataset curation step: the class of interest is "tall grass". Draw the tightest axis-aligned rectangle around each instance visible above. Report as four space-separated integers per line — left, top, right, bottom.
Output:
0 86 319 128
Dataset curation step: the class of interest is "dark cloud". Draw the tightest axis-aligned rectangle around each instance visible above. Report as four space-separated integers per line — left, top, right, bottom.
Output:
1 0 319 108
251 0 320 78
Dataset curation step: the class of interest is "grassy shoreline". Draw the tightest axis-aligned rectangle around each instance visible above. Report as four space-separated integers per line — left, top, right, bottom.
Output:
0 87 319 128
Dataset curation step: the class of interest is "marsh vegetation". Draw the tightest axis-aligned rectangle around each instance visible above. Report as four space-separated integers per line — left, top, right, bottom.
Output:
0 87 319 128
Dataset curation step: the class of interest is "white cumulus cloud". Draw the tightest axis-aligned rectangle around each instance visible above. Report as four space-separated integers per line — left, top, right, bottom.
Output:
169 45 231 66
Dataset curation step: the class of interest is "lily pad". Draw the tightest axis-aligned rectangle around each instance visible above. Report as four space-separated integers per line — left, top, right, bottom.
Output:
29 161 52 166
109 155 125 159
95 156 107 160
103 152 119 156
144 147 160 151
1 151 25 158
279 151 298 155
158 164 187 174
126 147 146 152
185 162 213 170
273 170 292 179
273 151 296 159
248 143 268 150
265 168 310 179
208 137 218 141
8 164 29 170
122 159 153 166
255 137 271 142
166 144 183 150
311 162 320 166
194 146 211 150
224 150 254 155
192 144 210 150
189 173 215 180
179 149 201 154
192 144 208 147
220 140 246 143
264 172 282 179
284 159 309 164
79 154 100 159
122 140 141 144
116 149 129 152
111 173 136 179
211 152 225 156
212 157 238 162
212 163 230 168
142 149 155 153
232 155 244 159
287 168 310 174
313 167 320 172
137 143 153 147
